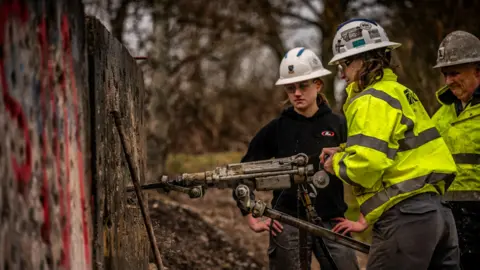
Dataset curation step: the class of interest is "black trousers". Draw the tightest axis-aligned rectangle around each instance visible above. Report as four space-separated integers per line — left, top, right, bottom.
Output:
367 193 461 270
267 219 359 270
449 201 480 270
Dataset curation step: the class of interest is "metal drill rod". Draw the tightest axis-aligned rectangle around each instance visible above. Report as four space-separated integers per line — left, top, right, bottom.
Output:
181 168 309 185
126 182 184 192
263 207 370 254
126 166 319 192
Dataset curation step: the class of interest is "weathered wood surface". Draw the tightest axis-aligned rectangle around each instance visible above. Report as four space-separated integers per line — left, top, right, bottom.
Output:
86 17 149 270
0 0 91 269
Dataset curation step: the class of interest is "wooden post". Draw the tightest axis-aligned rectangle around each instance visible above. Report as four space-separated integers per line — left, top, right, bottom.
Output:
0 0 92 269
86 17 149 270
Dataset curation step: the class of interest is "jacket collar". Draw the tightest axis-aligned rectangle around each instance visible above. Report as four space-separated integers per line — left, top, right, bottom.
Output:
344 68 397 104
436 84 480 106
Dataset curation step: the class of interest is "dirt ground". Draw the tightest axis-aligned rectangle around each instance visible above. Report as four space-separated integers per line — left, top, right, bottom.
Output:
148 194 264 269
148 189 368 270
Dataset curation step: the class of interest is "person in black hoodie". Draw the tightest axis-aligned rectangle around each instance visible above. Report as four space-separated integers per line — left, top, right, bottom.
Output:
234 47 359 270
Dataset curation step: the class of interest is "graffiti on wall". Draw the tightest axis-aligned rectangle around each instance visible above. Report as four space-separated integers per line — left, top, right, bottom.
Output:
0 0 90 269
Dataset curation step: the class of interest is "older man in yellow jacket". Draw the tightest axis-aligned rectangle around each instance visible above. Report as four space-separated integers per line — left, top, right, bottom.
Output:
432 30 480 270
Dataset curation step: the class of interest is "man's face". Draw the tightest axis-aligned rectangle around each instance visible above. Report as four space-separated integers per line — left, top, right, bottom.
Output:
441 63 480 102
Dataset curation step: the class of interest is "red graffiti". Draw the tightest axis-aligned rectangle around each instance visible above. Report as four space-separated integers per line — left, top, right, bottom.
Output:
58 15 72 268
61 14 91 266
38 12 51 247
39 13 92 269
1 1 90 269
0 0 32 196
38 15 72 267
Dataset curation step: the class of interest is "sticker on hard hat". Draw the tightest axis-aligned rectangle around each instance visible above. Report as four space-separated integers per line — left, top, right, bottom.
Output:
438 47 445 59
359 22 372 30
335 40 345 53
321 131 335 137
368 29 380 39
341 27 362 42
288 65 294 74
353 39 366 48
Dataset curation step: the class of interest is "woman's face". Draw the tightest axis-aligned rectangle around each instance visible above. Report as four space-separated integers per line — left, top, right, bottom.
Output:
283 79 323 112
338 58 363 85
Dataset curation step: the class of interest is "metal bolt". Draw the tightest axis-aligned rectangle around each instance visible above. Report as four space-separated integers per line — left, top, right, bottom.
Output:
189 187 202 198
236 185 248 198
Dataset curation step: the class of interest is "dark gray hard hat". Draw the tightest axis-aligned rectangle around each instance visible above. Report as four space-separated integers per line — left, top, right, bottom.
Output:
433 30 480 68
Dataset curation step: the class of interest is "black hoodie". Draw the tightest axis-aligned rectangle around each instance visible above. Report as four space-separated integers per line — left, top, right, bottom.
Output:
235 103 349 220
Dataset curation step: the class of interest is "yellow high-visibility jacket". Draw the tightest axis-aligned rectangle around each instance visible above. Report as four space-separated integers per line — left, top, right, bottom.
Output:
332 68 457 225
432 85 480 201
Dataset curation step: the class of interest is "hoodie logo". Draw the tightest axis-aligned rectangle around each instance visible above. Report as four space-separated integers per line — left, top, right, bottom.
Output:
321 131 335 137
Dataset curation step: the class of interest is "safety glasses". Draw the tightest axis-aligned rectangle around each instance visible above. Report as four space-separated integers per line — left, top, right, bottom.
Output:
338 58 354 70
284 81 314 93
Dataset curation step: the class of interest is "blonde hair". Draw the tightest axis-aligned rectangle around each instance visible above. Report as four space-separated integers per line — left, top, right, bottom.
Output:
318 92 329 105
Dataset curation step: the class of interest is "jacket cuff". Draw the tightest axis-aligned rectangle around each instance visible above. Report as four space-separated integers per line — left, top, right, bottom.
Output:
332 152 344 179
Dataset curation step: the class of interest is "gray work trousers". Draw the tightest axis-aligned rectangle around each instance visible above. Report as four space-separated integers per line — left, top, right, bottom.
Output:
367 192 461 270
267 219 360 270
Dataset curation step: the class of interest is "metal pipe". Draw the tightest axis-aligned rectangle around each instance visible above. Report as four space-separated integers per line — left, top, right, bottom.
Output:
263 207 370 254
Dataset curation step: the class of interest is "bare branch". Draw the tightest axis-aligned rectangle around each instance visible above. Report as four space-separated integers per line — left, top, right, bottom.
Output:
300 0 321 18
110 0 132 41
270 7 323 28
169 47 217 74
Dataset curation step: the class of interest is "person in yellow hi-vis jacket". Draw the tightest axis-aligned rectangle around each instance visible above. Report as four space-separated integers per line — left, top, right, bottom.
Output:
431 30 480 270
319 18 461 269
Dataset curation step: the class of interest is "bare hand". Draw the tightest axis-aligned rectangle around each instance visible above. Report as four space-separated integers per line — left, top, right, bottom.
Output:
248 216 283 236
332 216 368 235
320 147 341 174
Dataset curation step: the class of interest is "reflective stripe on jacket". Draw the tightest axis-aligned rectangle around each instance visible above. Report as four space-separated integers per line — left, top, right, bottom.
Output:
432 85 480 201
332 68 457 224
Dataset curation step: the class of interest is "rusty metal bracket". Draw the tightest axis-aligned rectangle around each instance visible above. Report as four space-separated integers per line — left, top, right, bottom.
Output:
111 111 165 270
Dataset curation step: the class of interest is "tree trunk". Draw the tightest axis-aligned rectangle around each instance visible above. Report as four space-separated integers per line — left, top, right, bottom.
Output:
146 0 174 180
320 0 349 111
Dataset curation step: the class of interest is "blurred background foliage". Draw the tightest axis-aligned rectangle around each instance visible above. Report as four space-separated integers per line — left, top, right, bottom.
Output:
84 0 480 174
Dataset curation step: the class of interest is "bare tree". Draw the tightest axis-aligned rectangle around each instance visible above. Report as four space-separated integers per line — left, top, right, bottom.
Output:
141 0 287 177
355 0 480 114
84 0 362 176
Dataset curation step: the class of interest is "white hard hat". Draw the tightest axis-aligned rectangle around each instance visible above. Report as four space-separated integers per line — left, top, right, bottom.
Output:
275 47 332 85
328 19 401 65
